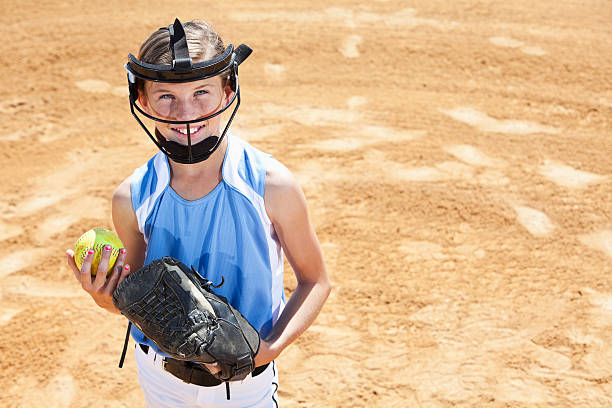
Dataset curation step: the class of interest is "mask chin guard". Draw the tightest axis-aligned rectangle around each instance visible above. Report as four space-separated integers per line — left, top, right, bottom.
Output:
125 18 252 164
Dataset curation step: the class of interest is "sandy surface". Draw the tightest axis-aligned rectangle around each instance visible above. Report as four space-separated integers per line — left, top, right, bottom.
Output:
1 0 611 407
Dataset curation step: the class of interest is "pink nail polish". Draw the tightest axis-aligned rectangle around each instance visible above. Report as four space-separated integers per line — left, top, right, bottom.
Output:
124 265 130 270
104 245 112 251
120 249 126 255
87 249 95 255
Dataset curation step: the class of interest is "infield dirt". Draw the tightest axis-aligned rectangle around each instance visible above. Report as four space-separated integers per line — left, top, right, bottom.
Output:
0 1 611 407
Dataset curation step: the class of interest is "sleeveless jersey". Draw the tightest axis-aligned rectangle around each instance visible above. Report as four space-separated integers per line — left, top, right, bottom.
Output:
128 135 285 352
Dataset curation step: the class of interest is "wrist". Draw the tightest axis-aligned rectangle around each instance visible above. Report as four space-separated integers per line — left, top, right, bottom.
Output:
255 339 281 366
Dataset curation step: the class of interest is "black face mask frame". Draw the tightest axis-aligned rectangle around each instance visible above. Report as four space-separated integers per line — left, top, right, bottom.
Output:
125 18 252 164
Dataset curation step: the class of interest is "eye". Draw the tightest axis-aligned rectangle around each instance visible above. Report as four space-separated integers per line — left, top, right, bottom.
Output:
159 94 175 100
194 89 209 96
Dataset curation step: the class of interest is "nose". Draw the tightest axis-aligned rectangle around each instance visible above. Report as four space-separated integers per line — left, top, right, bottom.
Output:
173 98 199 121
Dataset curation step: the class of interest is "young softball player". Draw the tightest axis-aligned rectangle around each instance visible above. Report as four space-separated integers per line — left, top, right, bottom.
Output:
66 18 331 407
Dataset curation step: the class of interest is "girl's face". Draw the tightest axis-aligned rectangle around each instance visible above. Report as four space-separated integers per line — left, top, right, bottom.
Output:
139 75 233 145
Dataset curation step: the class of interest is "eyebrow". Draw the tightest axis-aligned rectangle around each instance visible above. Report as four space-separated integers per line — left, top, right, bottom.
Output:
151 84 215 94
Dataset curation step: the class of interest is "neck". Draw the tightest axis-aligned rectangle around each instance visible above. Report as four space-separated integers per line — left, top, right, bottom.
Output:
168 135 228 180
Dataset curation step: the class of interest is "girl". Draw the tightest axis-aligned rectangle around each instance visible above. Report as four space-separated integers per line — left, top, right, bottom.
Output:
66 18 331 407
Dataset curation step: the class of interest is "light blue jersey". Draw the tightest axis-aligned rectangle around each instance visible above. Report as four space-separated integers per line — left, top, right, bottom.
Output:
129 135 285 353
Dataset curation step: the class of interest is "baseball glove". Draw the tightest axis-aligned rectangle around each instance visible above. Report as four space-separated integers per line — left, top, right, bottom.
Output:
112 256 260 382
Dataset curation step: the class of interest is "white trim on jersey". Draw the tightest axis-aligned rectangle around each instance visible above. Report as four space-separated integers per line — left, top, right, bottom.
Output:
132 152 170 244
223 137 286 325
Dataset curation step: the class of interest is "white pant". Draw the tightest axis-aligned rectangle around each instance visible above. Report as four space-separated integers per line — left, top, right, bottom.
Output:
134 344 279 408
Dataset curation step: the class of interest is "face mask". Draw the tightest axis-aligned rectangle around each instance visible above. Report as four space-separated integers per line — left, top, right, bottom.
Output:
125 18 252 164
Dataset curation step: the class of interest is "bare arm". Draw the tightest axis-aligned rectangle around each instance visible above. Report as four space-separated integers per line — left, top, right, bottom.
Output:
65 178 146 313
254 159 332 366
111 178 146 276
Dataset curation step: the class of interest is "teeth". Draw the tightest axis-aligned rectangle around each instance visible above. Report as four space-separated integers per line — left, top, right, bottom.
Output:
174 126 203 135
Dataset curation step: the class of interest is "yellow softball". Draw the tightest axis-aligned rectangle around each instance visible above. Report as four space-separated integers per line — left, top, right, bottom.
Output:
74 228 124 276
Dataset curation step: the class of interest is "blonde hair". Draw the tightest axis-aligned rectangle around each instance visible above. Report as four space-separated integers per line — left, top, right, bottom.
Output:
136 19 228 92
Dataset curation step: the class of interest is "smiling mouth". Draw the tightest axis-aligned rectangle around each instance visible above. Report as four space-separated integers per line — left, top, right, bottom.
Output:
172 125 205 136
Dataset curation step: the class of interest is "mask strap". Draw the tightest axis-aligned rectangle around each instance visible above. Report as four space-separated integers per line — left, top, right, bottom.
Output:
168 19 192 73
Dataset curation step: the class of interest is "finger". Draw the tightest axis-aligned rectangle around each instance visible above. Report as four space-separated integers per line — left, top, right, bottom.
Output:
79 249 95 289
104 248 127 292
66 250 81 281
93 245 113 289
117 264 131 286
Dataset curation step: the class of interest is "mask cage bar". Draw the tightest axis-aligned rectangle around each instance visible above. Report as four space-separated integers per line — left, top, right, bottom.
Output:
128 82 242 163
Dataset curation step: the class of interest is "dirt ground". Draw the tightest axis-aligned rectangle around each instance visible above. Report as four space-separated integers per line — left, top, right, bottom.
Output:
1 0 611 407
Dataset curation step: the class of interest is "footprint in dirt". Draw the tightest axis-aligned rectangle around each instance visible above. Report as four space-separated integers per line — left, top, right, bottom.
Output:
539 160 607 189
17 375 74 407
264 63 285 80
75 79 126 97
579 229 612 259
0 307 22 326
573 288 612 378
309 126 424 151
513 205 556 237
444 145 507 168
339 34 362 58
441 107 559 135
3 275 81 298
346 96 366 109
259 103 360 126
489 36 547 56
0 220 23 242
0 249 49 279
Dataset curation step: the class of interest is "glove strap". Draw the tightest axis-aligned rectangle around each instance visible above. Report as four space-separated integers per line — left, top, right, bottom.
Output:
118 321 132 368
232 353 256 380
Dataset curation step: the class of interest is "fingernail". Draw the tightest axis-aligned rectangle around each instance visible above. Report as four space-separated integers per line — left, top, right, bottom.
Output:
124 265 130 271
120 248 126 255
87 249 95 255
104 245 112 251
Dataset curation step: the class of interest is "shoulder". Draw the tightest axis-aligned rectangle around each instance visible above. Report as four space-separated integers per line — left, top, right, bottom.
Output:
112 177 134 217
264 158 306 225
265 158 297 192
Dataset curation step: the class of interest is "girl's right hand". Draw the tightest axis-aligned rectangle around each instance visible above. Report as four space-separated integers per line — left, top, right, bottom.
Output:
66 245 132 314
